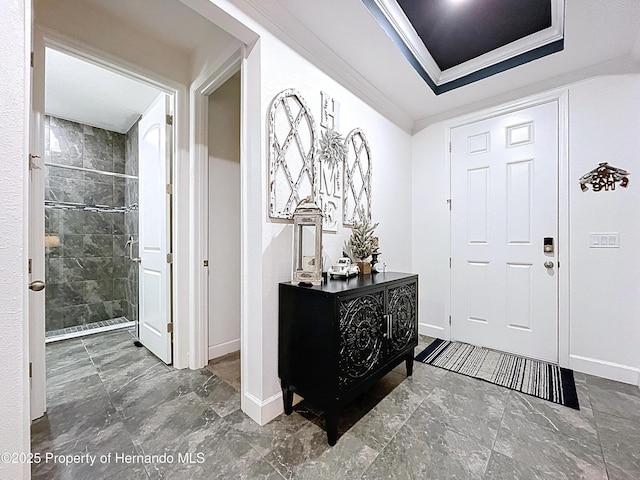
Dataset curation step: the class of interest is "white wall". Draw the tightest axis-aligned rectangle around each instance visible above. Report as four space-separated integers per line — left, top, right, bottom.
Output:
0 1 31 478
258 32 414 417
412 74 640 385
567 75 640 383
412 123 451 340
208 72 241 359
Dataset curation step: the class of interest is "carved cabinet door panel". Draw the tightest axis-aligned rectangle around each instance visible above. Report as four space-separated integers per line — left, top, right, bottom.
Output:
387 282 417 357
338 289 385 392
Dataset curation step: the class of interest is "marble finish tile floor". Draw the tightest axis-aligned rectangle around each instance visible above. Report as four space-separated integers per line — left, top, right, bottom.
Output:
32 331 640 479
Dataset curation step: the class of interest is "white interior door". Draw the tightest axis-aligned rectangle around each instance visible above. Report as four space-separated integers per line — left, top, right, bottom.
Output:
29 33 46 420
450 101 559 363
138 93 172 364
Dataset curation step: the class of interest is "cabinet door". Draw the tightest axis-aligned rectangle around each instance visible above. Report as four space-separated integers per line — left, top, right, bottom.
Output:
338 290 385 392
387 281 417 357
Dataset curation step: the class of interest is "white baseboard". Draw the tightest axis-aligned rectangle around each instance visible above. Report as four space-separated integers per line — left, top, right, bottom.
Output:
208 339 240 360
242 390 283 426
569 354 640 386
419 322 445 339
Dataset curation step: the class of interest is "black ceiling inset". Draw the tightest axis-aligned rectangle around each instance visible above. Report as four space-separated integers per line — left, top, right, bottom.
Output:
396 0 552 71
363 0 564 94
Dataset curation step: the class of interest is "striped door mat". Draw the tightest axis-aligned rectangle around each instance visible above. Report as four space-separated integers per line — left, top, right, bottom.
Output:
416 339 579 409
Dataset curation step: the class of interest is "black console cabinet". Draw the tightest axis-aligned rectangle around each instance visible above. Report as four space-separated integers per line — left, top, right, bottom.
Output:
278 272 418 445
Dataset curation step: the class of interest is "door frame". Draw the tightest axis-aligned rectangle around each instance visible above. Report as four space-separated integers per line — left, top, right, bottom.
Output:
189 46 242 370
446 89 569 366
30 26 189 414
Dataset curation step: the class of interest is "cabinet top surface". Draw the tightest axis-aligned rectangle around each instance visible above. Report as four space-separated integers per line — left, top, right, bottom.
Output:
280 272 417 294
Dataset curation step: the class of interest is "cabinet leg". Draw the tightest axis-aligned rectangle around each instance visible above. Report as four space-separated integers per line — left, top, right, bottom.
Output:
281 383 293 415
406 354 414 377
325 409 339 446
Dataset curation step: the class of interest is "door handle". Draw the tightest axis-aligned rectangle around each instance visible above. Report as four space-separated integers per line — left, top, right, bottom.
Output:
544 261 554 269
126 236 141 263
29 280 46 292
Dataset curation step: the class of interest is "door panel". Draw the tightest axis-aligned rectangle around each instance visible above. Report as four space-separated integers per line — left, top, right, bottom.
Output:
138 94 172 364
451 102 558 362
30 34 46 420
387 282 417 356
338 291 385 392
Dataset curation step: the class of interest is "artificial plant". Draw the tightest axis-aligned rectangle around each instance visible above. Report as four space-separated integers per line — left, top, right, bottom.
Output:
348 208 379 261
318 128 347 168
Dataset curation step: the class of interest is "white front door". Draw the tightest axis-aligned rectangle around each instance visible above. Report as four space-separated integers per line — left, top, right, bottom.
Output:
450 101 559 363
138 94 173 364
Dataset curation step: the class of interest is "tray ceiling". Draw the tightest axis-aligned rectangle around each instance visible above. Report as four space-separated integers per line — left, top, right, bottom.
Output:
363 0 564 94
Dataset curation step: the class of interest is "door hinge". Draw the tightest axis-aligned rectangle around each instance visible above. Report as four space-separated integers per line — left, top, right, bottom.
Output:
28 258 32 274
447 198 451 210
166 114 173 126
203 260 209 267
29 362 33 378
29 154 41 170
449 315 452 326
449 257 452 268
166 253 173 264
449 142 452 153
167 322 173 333
166 184 173 195
30 52 34 68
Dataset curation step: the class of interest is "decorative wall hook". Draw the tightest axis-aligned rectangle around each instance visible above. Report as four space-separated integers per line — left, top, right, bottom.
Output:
579 163 629 192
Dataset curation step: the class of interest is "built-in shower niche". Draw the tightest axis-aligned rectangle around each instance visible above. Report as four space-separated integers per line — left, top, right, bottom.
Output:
44 115 139 341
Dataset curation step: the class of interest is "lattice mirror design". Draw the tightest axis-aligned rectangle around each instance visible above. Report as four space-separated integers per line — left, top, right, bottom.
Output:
269 89 318 219
343 128 372 226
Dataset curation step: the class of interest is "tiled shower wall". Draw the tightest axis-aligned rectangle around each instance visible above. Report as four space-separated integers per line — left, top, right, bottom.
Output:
44 116 139 332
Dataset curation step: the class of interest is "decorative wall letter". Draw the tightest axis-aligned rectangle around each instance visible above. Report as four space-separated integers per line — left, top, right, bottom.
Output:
269 89 318 219
579 162 630 192
343 128 372 226
320 91 340 131
318 129 347 232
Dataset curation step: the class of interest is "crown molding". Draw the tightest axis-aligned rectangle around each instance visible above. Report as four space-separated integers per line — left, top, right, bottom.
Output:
241 0 414 132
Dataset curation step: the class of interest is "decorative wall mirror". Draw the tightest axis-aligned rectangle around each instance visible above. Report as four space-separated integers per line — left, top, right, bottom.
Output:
269 89 318 219
343 128 372 226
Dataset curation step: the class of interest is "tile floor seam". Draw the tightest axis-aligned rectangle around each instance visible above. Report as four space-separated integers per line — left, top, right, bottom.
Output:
381 394 428 451
82 336 146 460
482 390 521 479
593 413 612 480
489 390 511 454
245 439 288 480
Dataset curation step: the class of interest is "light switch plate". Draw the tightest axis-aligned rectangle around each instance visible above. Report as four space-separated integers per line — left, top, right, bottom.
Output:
590 233 620 248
